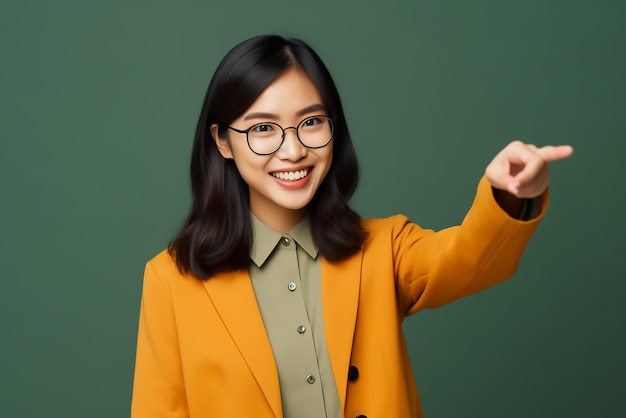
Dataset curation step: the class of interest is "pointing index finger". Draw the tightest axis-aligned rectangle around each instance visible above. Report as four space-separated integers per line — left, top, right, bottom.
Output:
537 145 574 162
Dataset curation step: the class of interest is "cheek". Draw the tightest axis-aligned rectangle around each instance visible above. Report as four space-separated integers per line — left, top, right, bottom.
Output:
233 158 261 181
229 150 268 183
311 152 333 192
320 148 333 176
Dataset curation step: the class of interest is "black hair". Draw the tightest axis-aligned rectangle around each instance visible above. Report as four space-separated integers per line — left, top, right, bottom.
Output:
169 35 367 279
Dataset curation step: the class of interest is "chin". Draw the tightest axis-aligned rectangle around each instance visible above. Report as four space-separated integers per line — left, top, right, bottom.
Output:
273 188 317 210
280 200 313 211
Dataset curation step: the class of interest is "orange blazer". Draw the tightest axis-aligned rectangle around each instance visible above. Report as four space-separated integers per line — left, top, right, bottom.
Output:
131 177 547 418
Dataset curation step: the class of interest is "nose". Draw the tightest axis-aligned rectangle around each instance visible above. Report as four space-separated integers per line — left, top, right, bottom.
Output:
276 127 307 160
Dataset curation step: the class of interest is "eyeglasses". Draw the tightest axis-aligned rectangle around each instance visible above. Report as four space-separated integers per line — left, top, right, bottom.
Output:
228 115 334 155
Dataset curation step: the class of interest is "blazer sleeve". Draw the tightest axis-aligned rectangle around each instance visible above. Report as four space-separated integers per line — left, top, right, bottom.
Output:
131 260 189 418
392 175 548 315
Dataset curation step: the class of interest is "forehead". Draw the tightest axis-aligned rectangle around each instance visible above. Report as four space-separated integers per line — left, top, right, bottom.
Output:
240 68 325 121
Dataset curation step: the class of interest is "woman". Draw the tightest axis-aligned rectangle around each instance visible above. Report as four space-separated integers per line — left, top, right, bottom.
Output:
131 35 572 418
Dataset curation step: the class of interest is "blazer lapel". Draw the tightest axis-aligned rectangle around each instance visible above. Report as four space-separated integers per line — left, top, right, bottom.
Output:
201 270 282 417
321 248 364 411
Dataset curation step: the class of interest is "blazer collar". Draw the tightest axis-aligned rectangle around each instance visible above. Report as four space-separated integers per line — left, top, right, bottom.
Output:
201 270 282 417
321 249 364 412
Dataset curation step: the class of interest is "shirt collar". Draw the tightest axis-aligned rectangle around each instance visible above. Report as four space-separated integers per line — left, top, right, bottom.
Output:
250 213 318 267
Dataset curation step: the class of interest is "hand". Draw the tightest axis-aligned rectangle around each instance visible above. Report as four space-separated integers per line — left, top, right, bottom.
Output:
486 140 574 199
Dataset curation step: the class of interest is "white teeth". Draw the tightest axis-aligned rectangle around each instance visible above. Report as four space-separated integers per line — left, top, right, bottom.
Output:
272 168 309 181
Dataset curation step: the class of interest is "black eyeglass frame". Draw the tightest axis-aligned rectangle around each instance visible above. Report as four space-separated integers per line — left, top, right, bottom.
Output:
227 115 334 156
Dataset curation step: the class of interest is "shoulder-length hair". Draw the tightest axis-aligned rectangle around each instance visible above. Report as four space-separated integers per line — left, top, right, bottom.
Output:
169 35 367 279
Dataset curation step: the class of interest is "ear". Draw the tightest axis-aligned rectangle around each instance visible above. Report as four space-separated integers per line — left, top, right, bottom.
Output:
210 124 234 159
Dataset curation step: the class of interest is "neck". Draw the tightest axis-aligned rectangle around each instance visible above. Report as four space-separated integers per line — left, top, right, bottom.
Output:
251 206 307 233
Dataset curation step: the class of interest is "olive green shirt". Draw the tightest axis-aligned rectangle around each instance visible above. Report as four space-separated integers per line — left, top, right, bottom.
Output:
249 214 341 418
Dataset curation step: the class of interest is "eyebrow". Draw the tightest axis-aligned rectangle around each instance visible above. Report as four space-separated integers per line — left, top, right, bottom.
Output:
243 103 328 121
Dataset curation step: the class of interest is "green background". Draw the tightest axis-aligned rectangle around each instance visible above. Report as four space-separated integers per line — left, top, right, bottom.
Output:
1 1 624 417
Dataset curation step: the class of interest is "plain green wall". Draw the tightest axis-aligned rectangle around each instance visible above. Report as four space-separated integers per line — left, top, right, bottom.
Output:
1 1 624 417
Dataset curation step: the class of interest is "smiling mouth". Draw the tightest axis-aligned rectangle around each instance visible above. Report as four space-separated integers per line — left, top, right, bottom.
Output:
270 168 310 181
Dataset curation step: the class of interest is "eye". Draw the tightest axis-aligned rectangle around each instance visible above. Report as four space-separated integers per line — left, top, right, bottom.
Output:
252 123 275 133
302 117 322 127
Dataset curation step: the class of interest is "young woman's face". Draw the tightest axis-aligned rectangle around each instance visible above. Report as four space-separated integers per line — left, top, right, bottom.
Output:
212 68 333 232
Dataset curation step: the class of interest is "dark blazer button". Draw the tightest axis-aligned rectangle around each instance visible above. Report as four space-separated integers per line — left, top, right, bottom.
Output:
348 365 359 381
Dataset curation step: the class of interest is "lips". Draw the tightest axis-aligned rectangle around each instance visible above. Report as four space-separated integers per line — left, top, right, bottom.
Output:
270 167 310 181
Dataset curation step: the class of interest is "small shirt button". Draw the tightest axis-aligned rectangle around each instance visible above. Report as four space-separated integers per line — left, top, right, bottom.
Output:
281 237 291 246
288 282 297 291
297 325 306 334
306 374 316 384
